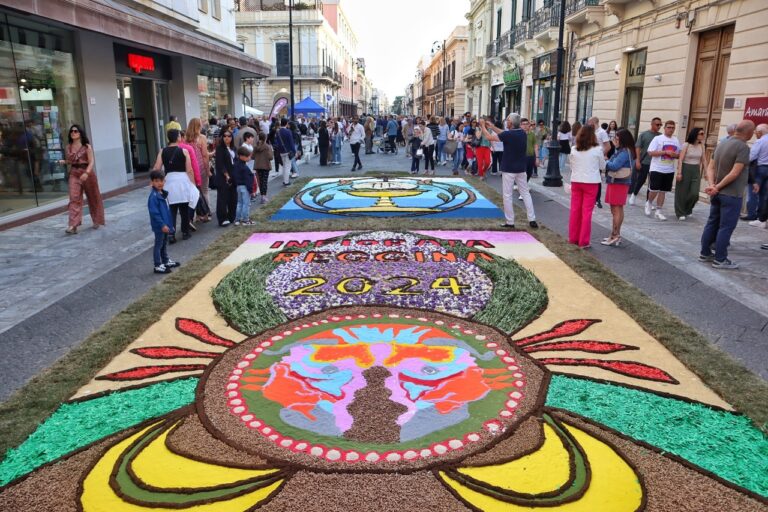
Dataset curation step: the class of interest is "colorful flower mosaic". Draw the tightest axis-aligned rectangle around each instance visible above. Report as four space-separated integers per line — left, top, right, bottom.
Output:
271 177 504 220
1 230 766 512
265 232 494 318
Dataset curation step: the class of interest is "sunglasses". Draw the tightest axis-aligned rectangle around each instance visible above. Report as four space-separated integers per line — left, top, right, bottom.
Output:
70 129 79 133
223 134 232 137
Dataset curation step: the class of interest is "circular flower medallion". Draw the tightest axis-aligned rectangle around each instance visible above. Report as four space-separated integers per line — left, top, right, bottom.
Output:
265 231 494 319
200 307 545 472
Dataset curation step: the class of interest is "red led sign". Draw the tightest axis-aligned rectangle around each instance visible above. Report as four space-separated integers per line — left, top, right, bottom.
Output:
127 53 155 74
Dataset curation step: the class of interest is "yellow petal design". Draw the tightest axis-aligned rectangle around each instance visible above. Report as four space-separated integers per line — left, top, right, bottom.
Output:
439 419 643 511
131 423 277 488
81 421 285 512
457 422 571 494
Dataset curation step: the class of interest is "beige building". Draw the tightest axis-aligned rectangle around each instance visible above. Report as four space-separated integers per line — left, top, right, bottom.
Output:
235 0 363 117
422 26 469 118
476 0 767 148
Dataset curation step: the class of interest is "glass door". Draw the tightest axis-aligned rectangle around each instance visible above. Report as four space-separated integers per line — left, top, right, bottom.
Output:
622 87 643 140
116 77 133 174
153 81 169 149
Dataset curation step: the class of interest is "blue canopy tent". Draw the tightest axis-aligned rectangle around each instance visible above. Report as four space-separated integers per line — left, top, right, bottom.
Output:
290 96 326 116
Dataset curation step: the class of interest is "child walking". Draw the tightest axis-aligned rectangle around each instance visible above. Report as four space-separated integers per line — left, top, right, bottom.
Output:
241 131 257 201
252 133 274 204
233 146 255 226
147 170 180 274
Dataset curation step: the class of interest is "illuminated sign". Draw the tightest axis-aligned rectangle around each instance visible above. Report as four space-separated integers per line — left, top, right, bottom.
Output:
127 53 155 74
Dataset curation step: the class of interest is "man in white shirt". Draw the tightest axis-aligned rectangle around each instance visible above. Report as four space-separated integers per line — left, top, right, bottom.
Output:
347 116 366 172
645 120 680 220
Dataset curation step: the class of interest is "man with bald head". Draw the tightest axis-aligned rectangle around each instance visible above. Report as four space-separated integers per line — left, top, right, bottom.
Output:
699 120 756 269
744 123 768 225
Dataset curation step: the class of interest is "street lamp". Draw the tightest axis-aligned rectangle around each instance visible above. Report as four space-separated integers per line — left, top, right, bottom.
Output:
351 80 357 117
285 0 295 120
415 70 424 117
543 1 566 187
432 40 447 117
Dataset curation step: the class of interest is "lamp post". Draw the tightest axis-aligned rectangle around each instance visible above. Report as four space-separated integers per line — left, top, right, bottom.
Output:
543 0 566 187
432 40 447 117
286 0 295 120
351 80 356 117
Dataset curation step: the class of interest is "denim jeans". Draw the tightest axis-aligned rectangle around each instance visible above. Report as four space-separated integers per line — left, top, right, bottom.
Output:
747 165 768 220
235 184 251 222
437 139 446 162
453 147 464 172
153 231 168 266
333 143 342 164
700 194 741 262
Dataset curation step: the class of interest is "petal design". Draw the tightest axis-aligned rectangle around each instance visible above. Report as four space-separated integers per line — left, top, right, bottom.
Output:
437 414 643 511
80 420 287 511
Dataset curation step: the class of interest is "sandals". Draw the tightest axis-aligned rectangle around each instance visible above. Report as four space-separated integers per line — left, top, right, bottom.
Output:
600 236 622 247
65 226 78 235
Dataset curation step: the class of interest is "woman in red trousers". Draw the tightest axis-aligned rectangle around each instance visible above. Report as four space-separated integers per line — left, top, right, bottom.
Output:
61 124 105 234
567 125 605 248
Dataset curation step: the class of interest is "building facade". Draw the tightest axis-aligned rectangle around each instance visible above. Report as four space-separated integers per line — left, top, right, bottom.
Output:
0 0 268 224
422 26 469 119
463 0 493 117
236 0 363 118
477 0 767 152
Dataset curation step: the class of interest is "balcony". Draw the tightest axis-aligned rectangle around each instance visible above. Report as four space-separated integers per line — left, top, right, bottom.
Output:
565 0 602 27
270 65 339 82
512 20 531 49
496 31 510 55
236 0 322 11
235 1 325 24
530 1 560 41
426 80 456 96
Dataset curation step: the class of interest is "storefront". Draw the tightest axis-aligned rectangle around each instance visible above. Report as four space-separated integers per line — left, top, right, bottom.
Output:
0 11 83 217
575 56 595 125
531 51 557 125
489 68 504 122
114 45 171 175
622 49 646 139
0 1 269 224
502 63 522 118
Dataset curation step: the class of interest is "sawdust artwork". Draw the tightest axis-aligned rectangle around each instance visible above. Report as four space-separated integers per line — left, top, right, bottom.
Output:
1 231 766 511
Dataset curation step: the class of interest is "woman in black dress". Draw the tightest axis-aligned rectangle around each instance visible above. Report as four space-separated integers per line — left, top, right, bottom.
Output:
214 130 237 226
318 120 329 166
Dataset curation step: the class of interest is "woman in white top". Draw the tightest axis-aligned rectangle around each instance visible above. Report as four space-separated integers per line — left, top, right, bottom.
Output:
568 125 606 248
420 123 436 175
674 127 706 220
347 116 366 172
557 121 572 170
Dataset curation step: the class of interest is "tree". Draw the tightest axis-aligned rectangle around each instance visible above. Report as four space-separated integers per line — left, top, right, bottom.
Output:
393 96 404 115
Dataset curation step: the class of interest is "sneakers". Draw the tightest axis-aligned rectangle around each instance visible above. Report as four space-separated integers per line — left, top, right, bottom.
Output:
529 221 539 229
518 195 523 201
290 172 298 178
499 223 515 229
261 196 269 204
678 216 686 221
221 220 230 227
154 264 172 274
234 221 241 226
748 220 766 228
627 194 636 206
712 258 739 270
654 210 667 221
761 243 768 250
164 260 181 268
698 254 714 262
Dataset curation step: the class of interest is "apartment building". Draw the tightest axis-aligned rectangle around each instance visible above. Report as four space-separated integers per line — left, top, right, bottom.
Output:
0 0 269 223
236 0 364 118
422 26 469 119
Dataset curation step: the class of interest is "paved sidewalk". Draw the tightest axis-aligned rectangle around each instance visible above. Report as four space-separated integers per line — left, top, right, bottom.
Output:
1 148 765 400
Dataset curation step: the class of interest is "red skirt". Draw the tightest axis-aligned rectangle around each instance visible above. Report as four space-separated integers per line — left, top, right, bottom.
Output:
605 183 629 206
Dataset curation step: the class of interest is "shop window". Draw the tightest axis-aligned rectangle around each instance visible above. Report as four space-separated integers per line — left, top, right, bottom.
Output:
575 81 594 125
198 73 230 120
0 12 84 218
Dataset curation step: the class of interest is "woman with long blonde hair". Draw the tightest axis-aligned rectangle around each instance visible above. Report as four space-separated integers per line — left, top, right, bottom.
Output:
186 118 211 222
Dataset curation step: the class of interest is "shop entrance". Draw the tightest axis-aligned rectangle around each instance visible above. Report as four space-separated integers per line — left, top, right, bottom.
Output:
116 77 168 176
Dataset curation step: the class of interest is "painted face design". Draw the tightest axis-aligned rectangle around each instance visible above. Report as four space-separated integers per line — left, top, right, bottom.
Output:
257 325 499 442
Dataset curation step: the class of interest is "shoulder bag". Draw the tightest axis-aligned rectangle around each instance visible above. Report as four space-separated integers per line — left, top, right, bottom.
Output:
444 138 458 155
277 129 296 160
607 148 632 181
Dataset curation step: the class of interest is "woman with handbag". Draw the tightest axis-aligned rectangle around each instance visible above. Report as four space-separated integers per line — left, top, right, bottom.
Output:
674 127 706 220
151 129 199 242
214 130 237 227
568 125 605 248
602 129 636 247
318 120 330 165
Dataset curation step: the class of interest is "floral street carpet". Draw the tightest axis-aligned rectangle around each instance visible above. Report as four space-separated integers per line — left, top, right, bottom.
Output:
270 178 504 220
1 230 766 511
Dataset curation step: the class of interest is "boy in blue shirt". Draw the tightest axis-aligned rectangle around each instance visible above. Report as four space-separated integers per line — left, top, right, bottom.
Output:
233 146 255 226
147 170 180 274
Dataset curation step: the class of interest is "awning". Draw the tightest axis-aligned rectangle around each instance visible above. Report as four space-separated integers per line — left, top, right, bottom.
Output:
290 96 326 115
4 0 271 77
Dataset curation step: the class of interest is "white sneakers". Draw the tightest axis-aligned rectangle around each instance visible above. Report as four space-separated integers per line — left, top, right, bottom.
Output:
678 216 686 221
644 201 652 216
748 220 766 228
627 194 636 206
655 211 667 221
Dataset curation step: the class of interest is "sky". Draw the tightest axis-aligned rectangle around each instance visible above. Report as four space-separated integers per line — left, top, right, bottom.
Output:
340 0 470 101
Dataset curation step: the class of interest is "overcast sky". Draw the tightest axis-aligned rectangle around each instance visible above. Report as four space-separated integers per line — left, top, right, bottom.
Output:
340 0 470 100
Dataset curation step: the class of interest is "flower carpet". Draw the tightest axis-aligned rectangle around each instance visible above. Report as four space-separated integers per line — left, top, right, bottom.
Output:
1 229 767 511
271 177 504 220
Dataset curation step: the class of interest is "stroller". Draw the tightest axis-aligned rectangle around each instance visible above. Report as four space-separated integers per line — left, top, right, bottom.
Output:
378 135 398 155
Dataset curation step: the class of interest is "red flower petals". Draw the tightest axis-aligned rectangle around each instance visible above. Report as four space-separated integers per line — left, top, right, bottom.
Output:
513 319 600 347
96 364 207 381
131 347 221 359
524 340 637 354
176 318 236 347
538 358 679 384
